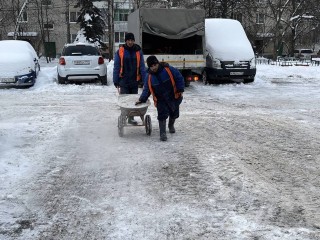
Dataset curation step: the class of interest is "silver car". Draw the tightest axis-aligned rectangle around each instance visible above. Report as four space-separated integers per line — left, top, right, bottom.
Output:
57 43 107 85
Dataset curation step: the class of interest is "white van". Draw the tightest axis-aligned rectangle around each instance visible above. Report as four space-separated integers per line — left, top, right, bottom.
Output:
203 19 256 84
294 49 314 60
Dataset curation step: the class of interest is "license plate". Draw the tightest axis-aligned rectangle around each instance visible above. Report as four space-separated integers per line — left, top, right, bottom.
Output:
73 60 90 65
0 78 15 83
230 72 244 75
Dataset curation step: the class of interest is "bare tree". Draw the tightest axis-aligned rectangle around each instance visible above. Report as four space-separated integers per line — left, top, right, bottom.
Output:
0 1 11 38
130 0 142 10
186 0 246 18
0 1 22 39
262 0 316 58
295 0 320 51
33 0 53 62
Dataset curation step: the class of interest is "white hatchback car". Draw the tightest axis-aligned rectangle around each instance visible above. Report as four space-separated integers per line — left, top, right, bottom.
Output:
57 43 107 85
294 49 314 60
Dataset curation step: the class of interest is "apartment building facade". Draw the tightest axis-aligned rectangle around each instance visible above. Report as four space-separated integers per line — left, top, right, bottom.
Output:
0 0 191 57
0 0 82 56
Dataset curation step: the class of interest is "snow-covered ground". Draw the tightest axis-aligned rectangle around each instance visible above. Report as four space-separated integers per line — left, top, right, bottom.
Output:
0 59 319 239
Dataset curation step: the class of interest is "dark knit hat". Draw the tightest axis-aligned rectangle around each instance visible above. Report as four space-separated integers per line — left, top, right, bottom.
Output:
125 32 135 41
147 55 159 67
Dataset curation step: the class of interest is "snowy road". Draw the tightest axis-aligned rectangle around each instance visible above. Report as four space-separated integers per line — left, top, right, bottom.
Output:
0 64 320 239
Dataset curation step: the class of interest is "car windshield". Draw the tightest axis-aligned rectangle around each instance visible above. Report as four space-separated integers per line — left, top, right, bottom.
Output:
301 49 313 54
63 45 99 56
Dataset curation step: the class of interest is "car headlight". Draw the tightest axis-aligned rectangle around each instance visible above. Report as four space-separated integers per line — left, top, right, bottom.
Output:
15 72 35 83
212 58 221 68
250 57 256 68
206 52 221 69
17 75 30 81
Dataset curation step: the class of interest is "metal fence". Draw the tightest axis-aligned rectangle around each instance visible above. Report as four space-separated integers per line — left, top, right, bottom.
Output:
256 57 320 66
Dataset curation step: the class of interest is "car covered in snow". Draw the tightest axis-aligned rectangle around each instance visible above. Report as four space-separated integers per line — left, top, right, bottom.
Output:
0 40 40 88
203 19 256 84
57 43 107 85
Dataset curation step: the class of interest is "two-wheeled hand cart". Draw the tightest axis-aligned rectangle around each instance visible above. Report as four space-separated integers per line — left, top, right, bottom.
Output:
117 94 152 137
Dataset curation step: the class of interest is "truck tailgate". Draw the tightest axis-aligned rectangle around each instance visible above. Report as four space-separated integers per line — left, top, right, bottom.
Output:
145 55 205 70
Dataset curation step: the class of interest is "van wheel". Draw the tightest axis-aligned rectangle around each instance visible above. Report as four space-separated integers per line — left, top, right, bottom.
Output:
244 78 254 83
202 70 208 85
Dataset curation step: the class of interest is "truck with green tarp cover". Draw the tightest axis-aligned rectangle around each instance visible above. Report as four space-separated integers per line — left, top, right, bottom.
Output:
128 8 205 86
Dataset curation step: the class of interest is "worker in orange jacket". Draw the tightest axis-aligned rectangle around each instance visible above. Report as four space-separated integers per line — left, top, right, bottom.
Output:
136 56 184 141
113 32 146 124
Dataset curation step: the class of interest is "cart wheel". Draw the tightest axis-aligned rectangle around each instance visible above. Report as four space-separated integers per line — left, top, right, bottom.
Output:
145 115 152 135
118 115 124 137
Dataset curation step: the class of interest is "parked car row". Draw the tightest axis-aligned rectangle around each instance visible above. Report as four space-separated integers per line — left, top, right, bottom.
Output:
0 40 108 88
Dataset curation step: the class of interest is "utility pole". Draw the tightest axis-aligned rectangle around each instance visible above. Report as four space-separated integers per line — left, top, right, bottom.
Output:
14 0 29 40
66 0 71 43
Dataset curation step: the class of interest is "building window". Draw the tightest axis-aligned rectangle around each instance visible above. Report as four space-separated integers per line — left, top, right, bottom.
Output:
70 11 81 23
114 9 129 22
71 34 77 42
114 32 126 43
256 13 265 24
18 10 28 22
41 0 52 5
44 23 54 30
100 32 108 43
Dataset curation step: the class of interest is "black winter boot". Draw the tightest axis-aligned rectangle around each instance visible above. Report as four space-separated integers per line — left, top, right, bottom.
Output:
168 118 176 133
128 116 137 125
159 120 167 141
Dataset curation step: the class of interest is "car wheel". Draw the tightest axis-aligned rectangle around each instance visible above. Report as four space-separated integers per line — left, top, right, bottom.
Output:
58 74 66 84
202 70 209 85
100 75 108 85
244 78 254 83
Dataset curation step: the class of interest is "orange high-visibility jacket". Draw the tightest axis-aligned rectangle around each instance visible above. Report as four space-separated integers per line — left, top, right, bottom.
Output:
118 46 141 81
147 67 182 107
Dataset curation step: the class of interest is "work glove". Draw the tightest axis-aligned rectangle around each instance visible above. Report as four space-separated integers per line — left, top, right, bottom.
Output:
135 100 144 105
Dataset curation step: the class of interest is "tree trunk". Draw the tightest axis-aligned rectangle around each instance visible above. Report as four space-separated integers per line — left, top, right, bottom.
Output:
108 0 114 61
